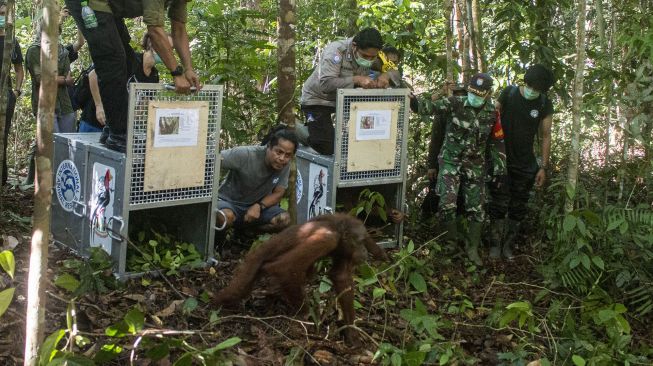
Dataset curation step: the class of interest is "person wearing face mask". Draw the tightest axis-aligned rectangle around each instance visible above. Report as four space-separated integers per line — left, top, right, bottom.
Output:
487 64 555 260
413 73 506 266
298 28 384 155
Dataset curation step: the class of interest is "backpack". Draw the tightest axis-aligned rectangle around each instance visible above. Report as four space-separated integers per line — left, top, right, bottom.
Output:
108 0 143 18
71 65 94 111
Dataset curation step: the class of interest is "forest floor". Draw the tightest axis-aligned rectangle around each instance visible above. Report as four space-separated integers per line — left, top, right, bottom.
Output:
0 185 570 365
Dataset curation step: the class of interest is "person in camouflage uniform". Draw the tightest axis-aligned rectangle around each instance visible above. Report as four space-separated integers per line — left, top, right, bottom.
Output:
414 73 506 265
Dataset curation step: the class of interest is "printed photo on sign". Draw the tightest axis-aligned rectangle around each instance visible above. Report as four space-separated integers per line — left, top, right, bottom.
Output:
55 160 81 213
89 163 116 255
153 108 200 148
307 163 328 219
355 109 391 141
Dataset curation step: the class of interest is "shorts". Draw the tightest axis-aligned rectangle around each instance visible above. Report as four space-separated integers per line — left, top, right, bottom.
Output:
217 199 286 226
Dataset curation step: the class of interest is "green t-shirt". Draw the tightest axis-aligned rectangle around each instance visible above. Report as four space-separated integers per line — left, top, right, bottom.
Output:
143 0 189 26
25 43 73 116
89 0 112 13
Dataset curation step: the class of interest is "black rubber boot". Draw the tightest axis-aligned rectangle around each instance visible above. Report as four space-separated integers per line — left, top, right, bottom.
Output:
466 221 483 266
489 219 506 259
502 219 521 260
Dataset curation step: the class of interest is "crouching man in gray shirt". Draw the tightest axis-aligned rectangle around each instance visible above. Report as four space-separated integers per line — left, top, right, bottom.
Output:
216 129 297 232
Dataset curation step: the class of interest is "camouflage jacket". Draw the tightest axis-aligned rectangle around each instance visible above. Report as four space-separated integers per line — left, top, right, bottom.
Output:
417 95 507 178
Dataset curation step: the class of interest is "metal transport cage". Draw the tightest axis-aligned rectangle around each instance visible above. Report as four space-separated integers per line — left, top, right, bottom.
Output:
51 84 223 276
295 88 410 247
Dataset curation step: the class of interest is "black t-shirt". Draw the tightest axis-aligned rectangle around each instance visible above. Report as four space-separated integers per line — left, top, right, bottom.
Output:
498 85 554 173
0 36 23 90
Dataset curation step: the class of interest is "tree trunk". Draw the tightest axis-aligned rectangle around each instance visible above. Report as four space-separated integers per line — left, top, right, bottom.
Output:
465 0 476 72
277 0 297 222
564 0 587 213
347 0 358 37
0 0 15 188
24 1 59 365
454 0 470 82
444 0 454 82
471 0 485 72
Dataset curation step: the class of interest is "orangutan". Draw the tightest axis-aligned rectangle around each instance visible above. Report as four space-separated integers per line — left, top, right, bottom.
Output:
213 213 387 346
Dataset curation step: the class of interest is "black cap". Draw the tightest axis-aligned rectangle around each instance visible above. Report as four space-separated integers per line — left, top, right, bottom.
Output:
467 73 494 96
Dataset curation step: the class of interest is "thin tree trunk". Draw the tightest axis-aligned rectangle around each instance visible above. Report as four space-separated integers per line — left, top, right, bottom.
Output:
277 0 297 222
0 0 15 188
471 0 485 72
24 1 59 365
444 0 454 83
347 0 357 37
454 0 469 83
465 0 477 72
564 0 588 213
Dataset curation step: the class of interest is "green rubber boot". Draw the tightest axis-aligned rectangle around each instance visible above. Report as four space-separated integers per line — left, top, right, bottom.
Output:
502 219 521 260
466 221 483 266
440 220 458 247
489 219 506 259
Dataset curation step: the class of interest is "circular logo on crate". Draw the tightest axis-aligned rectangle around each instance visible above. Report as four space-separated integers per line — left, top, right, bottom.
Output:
55 159 81 212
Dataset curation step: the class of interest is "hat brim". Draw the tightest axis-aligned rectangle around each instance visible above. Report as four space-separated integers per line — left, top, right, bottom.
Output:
466 85 490 96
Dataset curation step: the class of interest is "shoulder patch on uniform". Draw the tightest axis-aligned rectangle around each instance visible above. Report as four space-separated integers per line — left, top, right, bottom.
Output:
333 53 342 64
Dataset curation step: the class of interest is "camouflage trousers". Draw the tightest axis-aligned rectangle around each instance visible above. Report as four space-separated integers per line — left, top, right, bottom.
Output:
436 159 485 222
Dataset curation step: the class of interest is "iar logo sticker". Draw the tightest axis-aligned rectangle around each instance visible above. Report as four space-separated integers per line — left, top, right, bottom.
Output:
55 159 81 212
530 109 539 118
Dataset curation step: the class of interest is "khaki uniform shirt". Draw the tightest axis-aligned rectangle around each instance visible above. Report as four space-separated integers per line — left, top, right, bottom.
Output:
143 0 189 26
300 37 371 107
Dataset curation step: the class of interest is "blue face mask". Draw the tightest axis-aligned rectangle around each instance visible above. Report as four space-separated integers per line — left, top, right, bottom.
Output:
523 86 541 100
467 92 486 108
153 52 163 65
0 16 5 28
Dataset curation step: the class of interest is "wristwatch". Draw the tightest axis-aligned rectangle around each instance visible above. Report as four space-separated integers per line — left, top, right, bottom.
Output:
169 65 184 77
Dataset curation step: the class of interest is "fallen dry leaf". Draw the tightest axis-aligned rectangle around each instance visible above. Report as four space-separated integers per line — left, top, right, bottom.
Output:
155 300 184 317
123 294 146 302
1 235 19 250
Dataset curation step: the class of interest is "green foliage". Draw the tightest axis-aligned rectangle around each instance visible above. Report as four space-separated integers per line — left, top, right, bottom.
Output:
55 248 121 297
127 231 203 275
350 188 388 224
0 249 15 318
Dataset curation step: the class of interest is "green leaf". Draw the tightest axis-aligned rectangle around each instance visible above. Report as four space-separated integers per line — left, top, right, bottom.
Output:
391 352 402 366
439 352 450 365
182 298 198 315
94 343 122 363
572 355 586 366
606 217 623 231
146 342 170 361
580 254 591 270
591 256 605 270
173 352 193 366
563 215 577 232
409 272 427 293
48 354 95 366
209 311 219 324
506 301 531 311
372 287 386 299
55 274 80 293
614 303 627 313
0 250 15 279
124 308 145 334
569 256 581 269
0 288 15 317
206 337 241 353
39 329 66 366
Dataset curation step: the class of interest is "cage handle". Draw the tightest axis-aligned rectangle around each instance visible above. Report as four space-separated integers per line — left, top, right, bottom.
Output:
107 216 125 242
72 200 87 218
214 209 228 231
164 84 198 92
